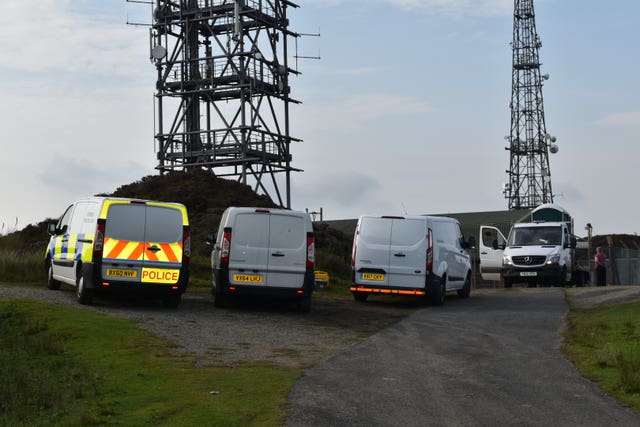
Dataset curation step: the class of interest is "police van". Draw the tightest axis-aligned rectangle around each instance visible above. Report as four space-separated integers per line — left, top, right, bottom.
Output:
45 197 191 307
208 207 315 311
351 215 474 305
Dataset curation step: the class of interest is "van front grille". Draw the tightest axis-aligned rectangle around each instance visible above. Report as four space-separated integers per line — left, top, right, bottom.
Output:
512 255 547 266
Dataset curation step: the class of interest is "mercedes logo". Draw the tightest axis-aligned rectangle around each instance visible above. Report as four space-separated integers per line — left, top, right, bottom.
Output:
524 256 532 264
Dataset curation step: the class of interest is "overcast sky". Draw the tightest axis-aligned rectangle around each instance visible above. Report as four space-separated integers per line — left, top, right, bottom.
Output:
1 0 638 237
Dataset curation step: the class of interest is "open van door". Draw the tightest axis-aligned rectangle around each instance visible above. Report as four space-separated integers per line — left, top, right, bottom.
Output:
479 226 507 281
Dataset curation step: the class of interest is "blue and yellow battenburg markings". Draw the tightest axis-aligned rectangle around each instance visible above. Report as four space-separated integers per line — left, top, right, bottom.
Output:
48 233 94 262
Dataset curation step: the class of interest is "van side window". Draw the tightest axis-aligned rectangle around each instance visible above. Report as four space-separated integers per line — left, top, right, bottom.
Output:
69 202 89 234
57 205 74 234
81 202 99 235
454 223 464 248
431 221 449 245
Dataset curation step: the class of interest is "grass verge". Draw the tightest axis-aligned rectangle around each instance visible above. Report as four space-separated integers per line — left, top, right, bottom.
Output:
0 299 299 426
563 299 640 413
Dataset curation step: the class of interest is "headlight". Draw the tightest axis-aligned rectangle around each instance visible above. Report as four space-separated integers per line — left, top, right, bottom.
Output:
502 255 513 267
546 254 560 265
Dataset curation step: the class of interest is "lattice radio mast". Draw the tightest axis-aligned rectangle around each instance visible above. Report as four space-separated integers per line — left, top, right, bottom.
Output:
504 0 558 210
149 0 301 208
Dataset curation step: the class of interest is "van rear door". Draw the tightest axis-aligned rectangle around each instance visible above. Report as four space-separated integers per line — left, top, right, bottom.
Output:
102 202 184 285
354 217 392 287
387 218 427 287
228 211 270 286
265 212 307 288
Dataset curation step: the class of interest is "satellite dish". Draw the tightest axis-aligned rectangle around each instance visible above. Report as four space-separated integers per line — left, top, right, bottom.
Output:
549 144 559 154
550 136 557 142
151 45 167 60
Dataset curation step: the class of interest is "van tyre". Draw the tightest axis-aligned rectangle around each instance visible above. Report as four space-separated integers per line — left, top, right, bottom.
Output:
504 279 513 289
457 274 471 299
162 294 181 308
46 263 61 290
213 285 229 308
76 271 93 305
297 294 312 313
430 276 446 306
353 292 368 302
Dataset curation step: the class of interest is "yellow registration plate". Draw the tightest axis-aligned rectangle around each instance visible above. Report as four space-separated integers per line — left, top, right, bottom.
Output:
106 268 138 278
233 274 264 284
362 272 385 281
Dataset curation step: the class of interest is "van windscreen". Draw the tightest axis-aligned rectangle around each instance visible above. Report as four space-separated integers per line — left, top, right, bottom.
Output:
105 204 182 243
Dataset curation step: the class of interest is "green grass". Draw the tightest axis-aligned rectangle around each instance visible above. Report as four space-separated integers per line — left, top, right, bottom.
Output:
0 249 43 282
0 299 300 426
563 300 640 413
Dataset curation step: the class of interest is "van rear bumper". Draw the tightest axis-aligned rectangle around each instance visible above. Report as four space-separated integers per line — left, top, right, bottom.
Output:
214 267 314 298
350 271 441 296
83 262 189 295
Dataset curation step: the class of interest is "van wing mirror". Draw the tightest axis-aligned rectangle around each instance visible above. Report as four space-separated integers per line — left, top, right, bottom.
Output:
206 231 217 246
48 223 57 236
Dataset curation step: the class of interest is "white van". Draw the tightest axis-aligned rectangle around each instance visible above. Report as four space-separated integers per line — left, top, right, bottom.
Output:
208 207 315 311
45 197 191 307
479 204 577 288
350 215 474 305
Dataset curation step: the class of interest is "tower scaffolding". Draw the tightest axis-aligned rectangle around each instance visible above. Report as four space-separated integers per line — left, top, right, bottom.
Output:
150 0 301 208
505 0 557 210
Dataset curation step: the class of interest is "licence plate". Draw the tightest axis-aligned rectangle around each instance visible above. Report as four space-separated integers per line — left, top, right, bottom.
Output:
520 272 537 277
234 274 263 284
362 272 385 281
106 268 138 278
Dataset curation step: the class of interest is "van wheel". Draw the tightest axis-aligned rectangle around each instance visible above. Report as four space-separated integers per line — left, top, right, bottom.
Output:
76 271 93 305
297 294 312 313
503 279 513 289
46 263 61 290
430 276 446 306
457 274 471 298
163 294 181 308
213 286 229 308
353 292 368 302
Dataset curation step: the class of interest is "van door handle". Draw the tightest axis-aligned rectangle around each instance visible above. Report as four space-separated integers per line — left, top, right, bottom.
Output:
147 245 161 253
271 252 285 257
394 253 406 257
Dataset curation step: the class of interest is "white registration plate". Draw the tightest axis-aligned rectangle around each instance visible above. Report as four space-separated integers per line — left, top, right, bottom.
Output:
520 272 537 277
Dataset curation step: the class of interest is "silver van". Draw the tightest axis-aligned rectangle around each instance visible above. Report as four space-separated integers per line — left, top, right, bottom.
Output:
208 207 315 311
351 215 474 305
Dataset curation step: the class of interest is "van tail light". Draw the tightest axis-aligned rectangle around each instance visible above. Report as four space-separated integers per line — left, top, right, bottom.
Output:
182 227 191 264
426 228 433 272
92 220 106 262
221 228 232 265
306 233 315 269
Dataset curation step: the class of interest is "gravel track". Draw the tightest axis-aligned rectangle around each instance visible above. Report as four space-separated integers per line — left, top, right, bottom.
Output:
0 283 418 368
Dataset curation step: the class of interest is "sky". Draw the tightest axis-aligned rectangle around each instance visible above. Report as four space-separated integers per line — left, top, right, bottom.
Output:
1 0 638 238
